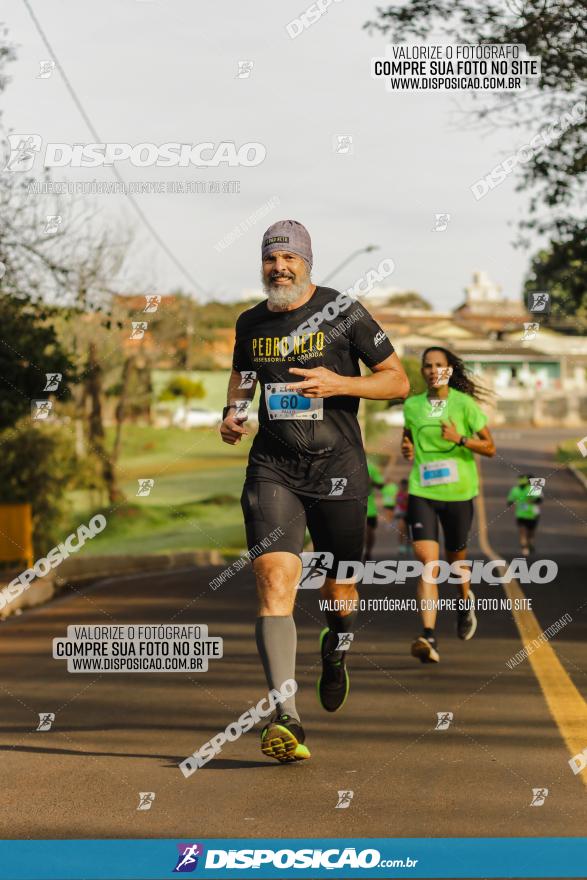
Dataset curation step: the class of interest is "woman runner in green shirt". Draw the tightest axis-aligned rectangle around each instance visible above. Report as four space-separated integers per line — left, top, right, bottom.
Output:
401 347 496 663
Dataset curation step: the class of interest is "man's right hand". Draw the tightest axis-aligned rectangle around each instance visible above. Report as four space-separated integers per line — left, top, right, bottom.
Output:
220 414 249 445
401 434 414 461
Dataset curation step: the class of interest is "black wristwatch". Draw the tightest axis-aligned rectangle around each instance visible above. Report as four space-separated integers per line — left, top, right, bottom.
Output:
222 405 235 420
458 435 469 447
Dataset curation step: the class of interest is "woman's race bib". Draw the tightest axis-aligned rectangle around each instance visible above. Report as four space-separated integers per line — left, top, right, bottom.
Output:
419 459 459 487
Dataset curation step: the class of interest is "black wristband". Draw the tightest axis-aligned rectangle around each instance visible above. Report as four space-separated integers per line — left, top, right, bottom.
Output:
222 405 235 420
459 435 469 447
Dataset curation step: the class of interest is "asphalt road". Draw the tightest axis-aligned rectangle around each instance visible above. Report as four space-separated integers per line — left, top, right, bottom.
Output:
1 428 585 845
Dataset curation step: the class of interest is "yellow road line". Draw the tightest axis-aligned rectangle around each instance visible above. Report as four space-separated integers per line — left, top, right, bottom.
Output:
477 467 587 788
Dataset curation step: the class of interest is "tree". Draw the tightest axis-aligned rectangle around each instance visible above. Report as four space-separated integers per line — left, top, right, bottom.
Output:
0 420 81 554
0 26 161 519
365 1 585 232
0 294 72 430
159 375 205 405
140 292 247 369
366 0 586 315
85 340 120 503
524 233 587 322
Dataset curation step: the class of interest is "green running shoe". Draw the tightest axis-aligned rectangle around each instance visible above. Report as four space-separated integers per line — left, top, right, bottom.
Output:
260 714 310 763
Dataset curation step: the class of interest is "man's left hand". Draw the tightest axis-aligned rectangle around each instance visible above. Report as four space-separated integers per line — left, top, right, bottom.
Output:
287 367 346 398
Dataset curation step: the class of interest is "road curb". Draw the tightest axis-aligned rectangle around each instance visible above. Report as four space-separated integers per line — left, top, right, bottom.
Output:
567 463 587 492
0 550 226 621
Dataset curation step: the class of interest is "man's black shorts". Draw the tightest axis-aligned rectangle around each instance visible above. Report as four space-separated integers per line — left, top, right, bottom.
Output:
241 481 367 576
407 494 474 552
517 517 539 531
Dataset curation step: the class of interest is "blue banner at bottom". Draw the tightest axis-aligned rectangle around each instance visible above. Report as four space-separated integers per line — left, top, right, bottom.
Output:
0 838 585 879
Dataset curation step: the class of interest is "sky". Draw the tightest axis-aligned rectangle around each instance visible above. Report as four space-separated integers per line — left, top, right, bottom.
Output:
1 0 548 309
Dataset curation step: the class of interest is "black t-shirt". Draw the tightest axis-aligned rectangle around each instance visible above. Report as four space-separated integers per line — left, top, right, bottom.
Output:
231 286 395 500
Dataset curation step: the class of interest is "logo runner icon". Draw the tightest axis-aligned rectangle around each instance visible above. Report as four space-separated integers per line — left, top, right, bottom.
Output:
144 295 161 313
335 790 354 809
432 212 451 232
435 366 452 386
527 292 550 314
44 373 62 392
36 712 55 731
334 135 353 155
3 134 41 172
522 322 540 341
435 711 453 730
233 400 251 421
297 552 334 590
137 792 156 811
173 843 204 872
31 400 53 421
336 633 354 651
528 477 545 497
329 477 348 496
428 399 447 417
238 371 256 389
130 321 148 340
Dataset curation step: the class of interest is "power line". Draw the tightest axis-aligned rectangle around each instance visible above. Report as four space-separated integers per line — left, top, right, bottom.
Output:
20 0 208 298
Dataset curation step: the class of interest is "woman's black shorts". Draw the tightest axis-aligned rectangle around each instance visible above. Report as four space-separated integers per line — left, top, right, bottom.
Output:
407 494 474 552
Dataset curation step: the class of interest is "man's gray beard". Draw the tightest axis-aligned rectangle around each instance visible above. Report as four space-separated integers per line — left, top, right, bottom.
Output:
262 270 311 310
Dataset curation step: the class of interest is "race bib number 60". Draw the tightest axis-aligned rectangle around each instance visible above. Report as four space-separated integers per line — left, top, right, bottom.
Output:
265 383 323 420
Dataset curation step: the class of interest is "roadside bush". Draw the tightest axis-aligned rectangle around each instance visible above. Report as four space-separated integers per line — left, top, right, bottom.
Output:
0 419 82 555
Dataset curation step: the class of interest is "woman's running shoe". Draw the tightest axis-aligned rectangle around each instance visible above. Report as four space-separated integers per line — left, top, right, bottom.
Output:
457 589 478 640
411 635 440 663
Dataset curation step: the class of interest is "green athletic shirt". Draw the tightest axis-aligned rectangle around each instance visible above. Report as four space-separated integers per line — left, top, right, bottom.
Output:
382 482 398 508
507 484 541 520
367 461 384 518
403 388 488 502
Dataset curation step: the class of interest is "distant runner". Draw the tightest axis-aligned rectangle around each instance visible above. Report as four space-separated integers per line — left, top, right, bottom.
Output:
381 478 398 521
364 459 385 562
507 474 543 557
221 220 409 762
401 347 495 664
392 478 410 555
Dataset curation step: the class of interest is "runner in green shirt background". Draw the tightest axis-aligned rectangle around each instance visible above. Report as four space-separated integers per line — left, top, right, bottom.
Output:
392 477 410 556
364 459 385 562
364 460 403 561
381 480 398 513
401 346 496 664
507 474 543 557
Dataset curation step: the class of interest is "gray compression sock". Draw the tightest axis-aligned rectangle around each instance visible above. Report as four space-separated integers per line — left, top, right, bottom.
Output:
255 616 299 721
324 609 358 662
